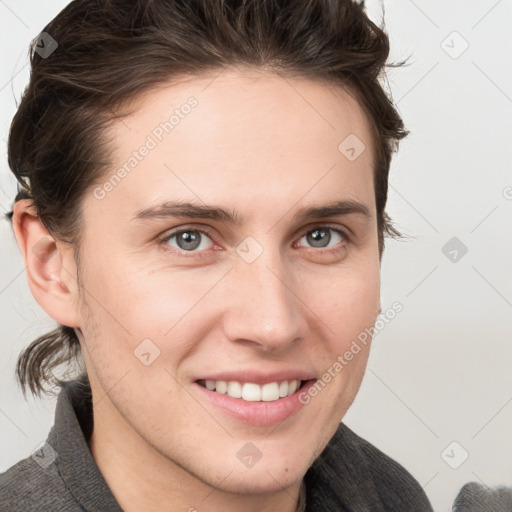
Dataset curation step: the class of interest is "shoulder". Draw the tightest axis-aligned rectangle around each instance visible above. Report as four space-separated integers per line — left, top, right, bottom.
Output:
0 449 80 511
344 423 430 497
308 422 433 511
340 423 432 506
453 481 512 511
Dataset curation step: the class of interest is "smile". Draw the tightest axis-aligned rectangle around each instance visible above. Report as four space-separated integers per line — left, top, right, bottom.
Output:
197 379 305 402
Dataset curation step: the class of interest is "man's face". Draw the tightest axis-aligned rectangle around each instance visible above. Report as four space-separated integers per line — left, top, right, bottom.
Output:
76 68 380 493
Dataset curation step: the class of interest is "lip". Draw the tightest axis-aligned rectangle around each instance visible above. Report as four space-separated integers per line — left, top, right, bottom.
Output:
192 379 317 426
195 370 316 386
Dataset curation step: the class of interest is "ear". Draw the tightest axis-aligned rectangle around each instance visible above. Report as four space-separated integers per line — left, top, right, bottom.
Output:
11 199 81 328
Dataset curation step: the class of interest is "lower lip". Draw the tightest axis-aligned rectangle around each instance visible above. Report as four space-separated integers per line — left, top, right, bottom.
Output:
192 380 316 426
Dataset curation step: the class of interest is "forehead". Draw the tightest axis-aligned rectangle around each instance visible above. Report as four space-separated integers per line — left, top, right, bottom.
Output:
114 67 375 160
89 68 376 225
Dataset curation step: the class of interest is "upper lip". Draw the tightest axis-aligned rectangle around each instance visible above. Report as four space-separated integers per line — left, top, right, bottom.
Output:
195 370 316 386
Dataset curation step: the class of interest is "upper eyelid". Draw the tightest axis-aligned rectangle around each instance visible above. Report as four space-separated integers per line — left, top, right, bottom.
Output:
160 223 350 248
295 225 350 247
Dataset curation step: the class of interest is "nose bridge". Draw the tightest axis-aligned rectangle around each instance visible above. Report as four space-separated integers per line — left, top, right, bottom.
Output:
223 242 306 350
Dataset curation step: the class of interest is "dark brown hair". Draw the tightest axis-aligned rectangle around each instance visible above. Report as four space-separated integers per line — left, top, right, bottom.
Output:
6 0 408 396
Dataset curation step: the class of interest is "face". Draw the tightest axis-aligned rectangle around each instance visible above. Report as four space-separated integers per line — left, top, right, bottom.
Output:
75 68 380 495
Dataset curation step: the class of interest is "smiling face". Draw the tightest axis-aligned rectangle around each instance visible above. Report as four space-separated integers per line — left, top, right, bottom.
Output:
74 67 381 504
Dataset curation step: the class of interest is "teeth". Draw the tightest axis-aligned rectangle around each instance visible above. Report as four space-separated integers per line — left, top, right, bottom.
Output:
242 383 261 401
202 379 303 402
216 380 227 394
288 380 298 394
261 382 280 401
227 381 242 398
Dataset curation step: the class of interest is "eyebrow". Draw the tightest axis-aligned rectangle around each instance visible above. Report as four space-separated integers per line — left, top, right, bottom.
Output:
132 199 371 225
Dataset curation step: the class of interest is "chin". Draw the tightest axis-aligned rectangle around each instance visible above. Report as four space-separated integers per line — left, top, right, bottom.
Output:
211 468 302 495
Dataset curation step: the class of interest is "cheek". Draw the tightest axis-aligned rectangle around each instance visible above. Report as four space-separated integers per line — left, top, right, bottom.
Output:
316 263 380 342
76 259 233 384
80 248 219 334
78 241 379 362
119 267 232 343
305 261 379 401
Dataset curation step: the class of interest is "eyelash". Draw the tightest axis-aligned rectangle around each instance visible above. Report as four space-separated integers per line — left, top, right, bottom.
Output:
157 224 351 258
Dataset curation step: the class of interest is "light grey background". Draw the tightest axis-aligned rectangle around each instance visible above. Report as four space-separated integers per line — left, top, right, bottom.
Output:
1 1 511 511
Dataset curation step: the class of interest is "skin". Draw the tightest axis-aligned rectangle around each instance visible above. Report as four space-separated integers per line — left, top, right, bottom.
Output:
13 67 381 512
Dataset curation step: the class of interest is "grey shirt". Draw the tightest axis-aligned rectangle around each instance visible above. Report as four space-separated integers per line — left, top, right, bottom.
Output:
0 379 435 511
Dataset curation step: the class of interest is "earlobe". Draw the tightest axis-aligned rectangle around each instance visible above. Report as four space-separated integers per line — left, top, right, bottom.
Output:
11 199 81 328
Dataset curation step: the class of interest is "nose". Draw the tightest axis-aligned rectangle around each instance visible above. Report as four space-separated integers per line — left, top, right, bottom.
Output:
221 249 308 353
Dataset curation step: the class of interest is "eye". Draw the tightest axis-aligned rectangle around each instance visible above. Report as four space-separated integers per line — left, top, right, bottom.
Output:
158 224 350 257
160 228 214 253
296 225 348 251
